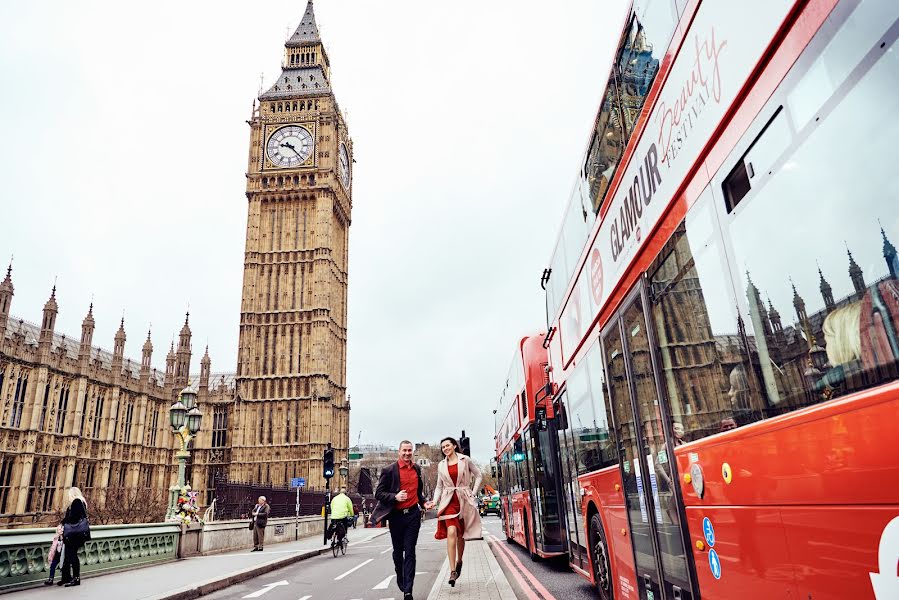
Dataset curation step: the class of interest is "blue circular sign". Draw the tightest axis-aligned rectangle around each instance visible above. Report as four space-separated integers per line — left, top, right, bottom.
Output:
708 548 722 580
702 517 716 547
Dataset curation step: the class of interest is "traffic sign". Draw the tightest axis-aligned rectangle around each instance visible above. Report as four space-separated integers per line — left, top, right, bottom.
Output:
709 548 722 579
703 517 716 547
291 477 306 488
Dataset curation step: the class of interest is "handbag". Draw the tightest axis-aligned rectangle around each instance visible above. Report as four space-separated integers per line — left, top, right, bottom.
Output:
248 520 254 530
64 517 90 539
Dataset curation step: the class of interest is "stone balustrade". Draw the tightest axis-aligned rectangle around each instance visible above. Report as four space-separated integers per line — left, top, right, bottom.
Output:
0 516 327 592
0 522 180 592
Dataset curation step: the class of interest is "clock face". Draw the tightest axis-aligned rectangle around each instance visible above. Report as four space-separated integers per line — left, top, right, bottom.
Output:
266 125 314 168
338 143 351 189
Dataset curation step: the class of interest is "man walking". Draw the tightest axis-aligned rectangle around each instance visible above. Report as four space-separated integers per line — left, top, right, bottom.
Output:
250 496 270 551
371 441 426 600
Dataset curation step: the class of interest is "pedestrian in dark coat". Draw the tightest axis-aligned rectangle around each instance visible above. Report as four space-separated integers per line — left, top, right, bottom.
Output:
371 441 426 600
250 496 271 551
59 487 90 587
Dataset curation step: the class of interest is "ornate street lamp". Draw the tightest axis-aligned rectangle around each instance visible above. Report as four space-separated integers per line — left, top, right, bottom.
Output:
166 388 203 521
339 458 349 481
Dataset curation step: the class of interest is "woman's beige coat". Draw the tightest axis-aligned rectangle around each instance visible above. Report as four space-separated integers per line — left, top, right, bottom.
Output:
432 453 483 540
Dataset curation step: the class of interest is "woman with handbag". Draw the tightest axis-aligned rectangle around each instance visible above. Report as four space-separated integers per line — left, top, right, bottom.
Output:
59 487 90 587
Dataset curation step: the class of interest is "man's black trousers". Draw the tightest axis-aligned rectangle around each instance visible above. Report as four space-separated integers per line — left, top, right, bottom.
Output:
388 506 421 594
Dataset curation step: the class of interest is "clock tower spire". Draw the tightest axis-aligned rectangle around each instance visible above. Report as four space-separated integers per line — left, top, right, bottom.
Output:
234 0 352 488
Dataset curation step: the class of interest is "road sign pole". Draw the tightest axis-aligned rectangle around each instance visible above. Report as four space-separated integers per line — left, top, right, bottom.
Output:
295 486 300 541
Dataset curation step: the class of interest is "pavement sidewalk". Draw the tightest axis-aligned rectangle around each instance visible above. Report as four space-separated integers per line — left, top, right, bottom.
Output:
425 538 516 600
11 528 391 600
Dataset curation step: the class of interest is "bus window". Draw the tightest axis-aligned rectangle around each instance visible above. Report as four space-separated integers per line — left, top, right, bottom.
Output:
649 4 899 441
648 189 761 442
616 4 668 134
565 341 617 473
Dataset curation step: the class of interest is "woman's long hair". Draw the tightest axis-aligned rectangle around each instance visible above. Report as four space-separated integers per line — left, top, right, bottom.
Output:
67 486 87 509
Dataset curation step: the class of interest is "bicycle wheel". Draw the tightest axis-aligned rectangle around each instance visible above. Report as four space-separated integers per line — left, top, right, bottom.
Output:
331 539 339 557
340 537 347 555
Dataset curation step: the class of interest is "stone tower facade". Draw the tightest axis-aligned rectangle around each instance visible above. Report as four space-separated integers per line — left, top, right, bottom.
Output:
232 0 352 488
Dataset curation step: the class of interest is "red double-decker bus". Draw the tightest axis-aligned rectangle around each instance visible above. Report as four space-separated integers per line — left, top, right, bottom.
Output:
494 334 567 559
543 0 899 599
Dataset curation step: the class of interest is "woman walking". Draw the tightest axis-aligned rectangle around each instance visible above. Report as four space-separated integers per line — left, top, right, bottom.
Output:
425 437 483 587
59 487 90 587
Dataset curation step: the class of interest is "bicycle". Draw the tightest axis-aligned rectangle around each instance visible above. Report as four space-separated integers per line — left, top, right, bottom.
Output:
329 518 350 557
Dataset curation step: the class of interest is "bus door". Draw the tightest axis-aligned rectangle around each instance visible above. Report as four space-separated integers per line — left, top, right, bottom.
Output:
529 422 566 554
601 283 697 600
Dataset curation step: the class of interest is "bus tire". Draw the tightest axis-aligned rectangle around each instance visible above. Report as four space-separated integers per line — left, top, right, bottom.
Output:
589 513 613 600
523 515 538 562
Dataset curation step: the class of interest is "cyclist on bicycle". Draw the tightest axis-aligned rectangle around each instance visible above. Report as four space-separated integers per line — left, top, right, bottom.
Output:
329 487 355 544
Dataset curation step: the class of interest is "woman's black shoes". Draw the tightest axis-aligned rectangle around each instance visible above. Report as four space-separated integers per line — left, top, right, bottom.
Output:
43 579 53 586
448 569 458 587
64 577 80 587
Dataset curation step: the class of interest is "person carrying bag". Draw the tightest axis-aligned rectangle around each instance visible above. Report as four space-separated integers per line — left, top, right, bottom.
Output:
59 487 90 587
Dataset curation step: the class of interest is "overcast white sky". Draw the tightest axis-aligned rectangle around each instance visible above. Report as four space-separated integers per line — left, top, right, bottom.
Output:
0 0 629 462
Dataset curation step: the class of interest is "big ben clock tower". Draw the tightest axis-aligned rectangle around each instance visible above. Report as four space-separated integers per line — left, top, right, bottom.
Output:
233 0 352 488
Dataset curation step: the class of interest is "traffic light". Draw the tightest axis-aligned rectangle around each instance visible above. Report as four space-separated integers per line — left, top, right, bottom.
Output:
512 438 525 462
460 430 471 457
323 444 335 480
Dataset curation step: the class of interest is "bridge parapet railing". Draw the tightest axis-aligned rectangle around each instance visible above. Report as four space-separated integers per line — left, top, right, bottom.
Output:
0 522 180 592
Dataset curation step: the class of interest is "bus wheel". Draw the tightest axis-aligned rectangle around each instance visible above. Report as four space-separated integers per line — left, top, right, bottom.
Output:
589 514 613 600
523 516 538 562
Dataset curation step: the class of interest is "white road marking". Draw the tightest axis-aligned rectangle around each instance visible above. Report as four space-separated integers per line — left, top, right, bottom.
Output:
298 596 311 600
373 574 396 589
334 558 374 580
372 572 426 590
241 580 289 598
380 546 392 554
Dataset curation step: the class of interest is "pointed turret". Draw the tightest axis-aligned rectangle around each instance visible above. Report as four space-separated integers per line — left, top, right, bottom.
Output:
79 304 95 361
791 278 807 324
261 0 331 100
38 286 59 354
175 312 192 386
882 225 899 279
767 298 783 333
112 317 126 371
200 345 211 389
818 266 835 311
141 329 153 377
0 263 13 334
847 246 865 295
165 341 176 387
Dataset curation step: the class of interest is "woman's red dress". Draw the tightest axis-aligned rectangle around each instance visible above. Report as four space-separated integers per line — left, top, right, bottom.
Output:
435 462 465 540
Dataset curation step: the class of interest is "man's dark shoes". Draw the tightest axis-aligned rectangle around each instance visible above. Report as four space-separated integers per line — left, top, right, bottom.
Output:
64 578 80 587
43 579 53 586
56 579 68 587
403 594 413 600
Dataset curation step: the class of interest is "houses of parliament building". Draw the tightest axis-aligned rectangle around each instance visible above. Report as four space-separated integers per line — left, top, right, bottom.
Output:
0 1 351 526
